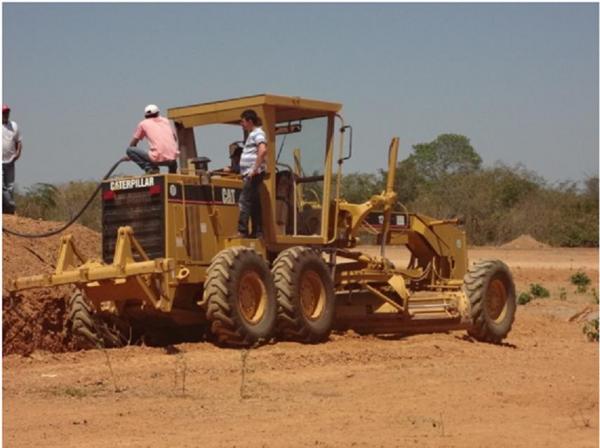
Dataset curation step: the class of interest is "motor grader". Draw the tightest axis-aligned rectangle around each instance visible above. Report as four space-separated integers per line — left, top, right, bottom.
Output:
8 94 516 348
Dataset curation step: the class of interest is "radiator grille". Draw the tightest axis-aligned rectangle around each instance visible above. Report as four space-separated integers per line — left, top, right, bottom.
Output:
102 180 165 263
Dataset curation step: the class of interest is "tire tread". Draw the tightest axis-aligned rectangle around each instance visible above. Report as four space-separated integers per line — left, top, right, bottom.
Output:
465 259 516 343
272 246 335 343
203 247 276 346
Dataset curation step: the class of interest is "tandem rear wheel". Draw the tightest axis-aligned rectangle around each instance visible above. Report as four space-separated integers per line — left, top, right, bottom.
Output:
272 246 335 343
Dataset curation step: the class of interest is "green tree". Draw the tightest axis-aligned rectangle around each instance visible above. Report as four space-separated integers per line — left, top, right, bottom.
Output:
412 164 541 245
410 133 482 183
340 172 381 204
379 156 422 205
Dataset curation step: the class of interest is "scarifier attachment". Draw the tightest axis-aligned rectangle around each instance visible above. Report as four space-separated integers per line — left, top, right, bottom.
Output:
8 226 176 312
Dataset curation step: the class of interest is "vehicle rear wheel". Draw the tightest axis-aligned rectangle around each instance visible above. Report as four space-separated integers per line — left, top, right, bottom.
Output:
464 260 516 343
204 247 277 346
67 290 128 349
272 247 335 343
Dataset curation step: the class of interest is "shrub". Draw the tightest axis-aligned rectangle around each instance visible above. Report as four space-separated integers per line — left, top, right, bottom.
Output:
518 292 533 305
518 285 552 305
529 283 550 298
583 318 599 342
571 271 591 293
340 172 382 204
15 183 59 220
14 180 102 232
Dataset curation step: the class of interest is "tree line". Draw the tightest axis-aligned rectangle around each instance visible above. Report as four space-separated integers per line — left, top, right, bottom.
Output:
341 134 598 247
13 133 598 247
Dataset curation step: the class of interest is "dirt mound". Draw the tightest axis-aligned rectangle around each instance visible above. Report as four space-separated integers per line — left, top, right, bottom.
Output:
2 215 101 355
501 234 550 249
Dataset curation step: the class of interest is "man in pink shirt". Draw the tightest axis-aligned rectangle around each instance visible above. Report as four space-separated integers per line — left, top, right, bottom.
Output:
126 104 180 174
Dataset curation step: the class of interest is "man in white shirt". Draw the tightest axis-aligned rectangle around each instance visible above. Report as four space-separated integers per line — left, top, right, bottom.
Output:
3 104 22 214
238 109 267 238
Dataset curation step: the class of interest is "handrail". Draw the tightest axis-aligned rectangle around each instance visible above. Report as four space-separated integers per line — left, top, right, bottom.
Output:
325 114 346 244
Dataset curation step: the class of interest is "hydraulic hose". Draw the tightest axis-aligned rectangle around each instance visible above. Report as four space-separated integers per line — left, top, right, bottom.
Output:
2 157 128 238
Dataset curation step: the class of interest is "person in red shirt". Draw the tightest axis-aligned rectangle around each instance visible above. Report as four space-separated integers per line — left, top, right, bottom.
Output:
126 104 179 174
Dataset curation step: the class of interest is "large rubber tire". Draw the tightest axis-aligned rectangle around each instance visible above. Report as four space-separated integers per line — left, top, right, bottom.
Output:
464 260 516 343
204 247 277 346
67 291 128 349
272 247 335 343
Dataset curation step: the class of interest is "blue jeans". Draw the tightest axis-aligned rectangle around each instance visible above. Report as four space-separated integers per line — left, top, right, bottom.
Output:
3 162 16 214
238 173 265 237
126 147 177 173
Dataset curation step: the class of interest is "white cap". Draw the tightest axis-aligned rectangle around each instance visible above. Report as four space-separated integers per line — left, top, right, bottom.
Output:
144 104 160 117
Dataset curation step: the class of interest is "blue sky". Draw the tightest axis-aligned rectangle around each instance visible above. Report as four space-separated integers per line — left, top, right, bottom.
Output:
3 3 598 188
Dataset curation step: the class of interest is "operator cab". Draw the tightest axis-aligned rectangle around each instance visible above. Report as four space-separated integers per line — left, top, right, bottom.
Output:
167 94 345 245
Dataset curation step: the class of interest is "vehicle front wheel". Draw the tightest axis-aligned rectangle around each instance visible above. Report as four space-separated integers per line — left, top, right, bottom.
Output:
464 260 516 343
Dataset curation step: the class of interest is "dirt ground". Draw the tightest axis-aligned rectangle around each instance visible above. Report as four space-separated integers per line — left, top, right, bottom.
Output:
2 219 599 447
2 215 102 355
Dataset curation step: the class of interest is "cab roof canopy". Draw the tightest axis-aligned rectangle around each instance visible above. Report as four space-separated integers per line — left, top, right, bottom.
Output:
167 94 342 128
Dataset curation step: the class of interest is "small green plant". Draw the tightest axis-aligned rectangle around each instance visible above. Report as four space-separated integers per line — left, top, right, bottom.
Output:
583 318 599 342
558 287 567 301
529 283 550 298
518 292 532 305
65 387 88 398
50 386 88 398
571 271 591 293
591 288 598 305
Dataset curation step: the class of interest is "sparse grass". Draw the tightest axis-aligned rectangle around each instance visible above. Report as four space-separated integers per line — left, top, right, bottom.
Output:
48 385 102 399
591 288 598 305
558 287 567 301
173 352 188 396
240 348 253 400
571 271 591 294
63 387 88 398
101 348 122 393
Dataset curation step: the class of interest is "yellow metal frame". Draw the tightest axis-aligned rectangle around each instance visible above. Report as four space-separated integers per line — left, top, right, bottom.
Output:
168 94 342 246
8 227 177 312
9 93 476 337
168 93 342 127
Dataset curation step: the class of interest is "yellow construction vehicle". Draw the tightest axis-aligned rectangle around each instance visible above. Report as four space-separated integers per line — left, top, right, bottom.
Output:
8 94 516 347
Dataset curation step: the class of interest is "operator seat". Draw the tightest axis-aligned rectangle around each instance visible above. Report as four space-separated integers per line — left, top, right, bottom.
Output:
275 170 294 235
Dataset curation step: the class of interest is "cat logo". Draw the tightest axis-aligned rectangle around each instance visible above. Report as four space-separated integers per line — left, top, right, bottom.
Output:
221 188 236 204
